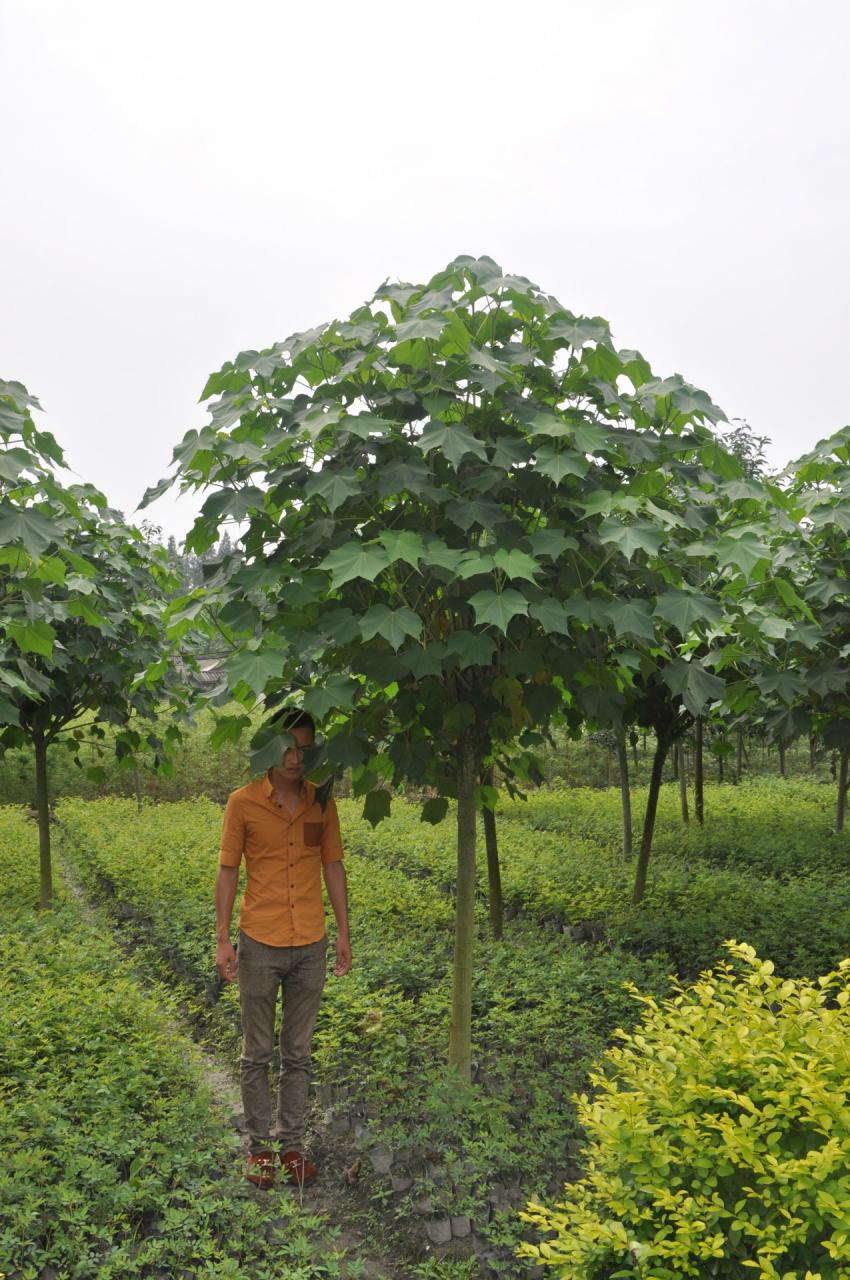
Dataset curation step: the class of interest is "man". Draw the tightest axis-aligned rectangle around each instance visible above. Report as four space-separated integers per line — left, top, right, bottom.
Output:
214 709 351 1189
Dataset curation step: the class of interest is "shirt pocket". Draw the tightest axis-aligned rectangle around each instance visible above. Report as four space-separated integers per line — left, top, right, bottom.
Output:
303 821 323 848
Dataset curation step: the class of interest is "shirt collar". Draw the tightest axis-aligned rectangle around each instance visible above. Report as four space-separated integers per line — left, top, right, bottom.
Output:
262 772 315 804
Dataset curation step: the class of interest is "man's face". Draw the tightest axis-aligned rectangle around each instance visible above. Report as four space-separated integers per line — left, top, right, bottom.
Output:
279 725 315 781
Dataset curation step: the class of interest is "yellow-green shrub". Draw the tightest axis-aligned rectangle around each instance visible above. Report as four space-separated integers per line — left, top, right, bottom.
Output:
520 943 850 1280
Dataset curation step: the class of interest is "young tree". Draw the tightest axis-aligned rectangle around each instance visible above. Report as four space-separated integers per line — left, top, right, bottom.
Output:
150 257 741 1076
0 382 188 906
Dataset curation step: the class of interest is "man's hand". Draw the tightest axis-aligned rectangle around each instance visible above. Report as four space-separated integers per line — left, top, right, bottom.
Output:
216 938 239 982
334 935 352 977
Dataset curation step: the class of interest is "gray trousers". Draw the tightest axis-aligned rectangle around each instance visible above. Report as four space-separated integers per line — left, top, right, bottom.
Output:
237 930 328 1154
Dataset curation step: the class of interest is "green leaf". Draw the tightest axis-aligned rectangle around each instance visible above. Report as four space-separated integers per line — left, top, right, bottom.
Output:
299 404 345 441
319 541 391 588
0 448 35 483
219 600 262 635
417 419 488 470
772 575 815 621
65 573 97 595
607 599 656 643
714 532 772 579
572 422 610 453
664 658 726 716
249 732 293 774
580 490 619 517
757 669 808 705
32 555 66 586
378 530 427 567
138 473 175 506
227 645 287 695
362 789 392 827
0 505 58 557
395 315 447 342
653 589 724 635
597 518 665 561
67 597 106 627
421 540 468 573
0 665 41 698
5 619 56 659
399 643 445 680
534 445 590 484
359 605 422 650
443 631 496 669
0 693 21 726
341 413 395 439
529 599 571 635
548 314 610 347
303 468 360 513
469 589 529 632
210 714 251 748
524 408 571 438
326 734 371 768
320 608 360 644
302 676 359 719
526 529 579 559
420 796 449 825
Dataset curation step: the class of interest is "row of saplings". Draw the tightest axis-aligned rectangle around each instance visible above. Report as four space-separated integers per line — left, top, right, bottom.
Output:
522 942 850 1279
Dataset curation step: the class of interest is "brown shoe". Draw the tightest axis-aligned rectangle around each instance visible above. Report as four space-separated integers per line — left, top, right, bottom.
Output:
246 1150 276 1188
280 1149 317 1186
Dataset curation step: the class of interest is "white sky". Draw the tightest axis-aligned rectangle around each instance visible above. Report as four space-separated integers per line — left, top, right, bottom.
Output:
3 0 849 540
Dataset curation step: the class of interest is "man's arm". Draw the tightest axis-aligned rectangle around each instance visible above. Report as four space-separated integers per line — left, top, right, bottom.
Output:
322 860 352 977
215 865 240 981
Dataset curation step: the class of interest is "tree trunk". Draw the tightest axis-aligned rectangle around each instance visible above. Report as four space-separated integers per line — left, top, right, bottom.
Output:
694 718 704 826
134 765 143 814
632 734 670 905
837 746 849 833
677 743 689 825
718 750 725 783
631 735 639 771
736 730 744 784
34 735 53 909
810 733 816 772
616 727 633 858
482 768 503 940
671 742 679 781
449 734 478 1078
778 739 786 779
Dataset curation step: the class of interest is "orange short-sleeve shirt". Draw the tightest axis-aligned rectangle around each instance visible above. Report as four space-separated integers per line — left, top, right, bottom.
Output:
219 774 344 947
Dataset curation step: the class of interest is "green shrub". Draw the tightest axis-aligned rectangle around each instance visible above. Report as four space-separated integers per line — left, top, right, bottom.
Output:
520 942 850 1279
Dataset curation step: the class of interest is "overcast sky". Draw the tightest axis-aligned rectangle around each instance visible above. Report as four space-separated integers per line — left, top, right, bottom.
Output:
3 0 849 540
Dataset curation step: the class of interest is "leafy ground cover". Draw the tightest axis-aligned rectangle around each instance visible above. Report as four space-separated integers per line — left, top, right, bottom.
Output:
52 778 850 1272
0 807 360 1280
56 798 670 1272
343 779 850 976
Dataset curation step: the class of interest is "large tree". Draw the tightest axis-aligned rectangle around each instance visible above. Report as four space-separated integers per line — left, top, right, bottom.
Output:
152 256 742 1076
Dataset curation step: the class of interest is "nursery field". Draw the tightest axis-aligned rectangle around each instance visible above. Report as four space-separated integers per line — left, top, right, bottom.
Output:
22 775 850 1278
0 811 373 1280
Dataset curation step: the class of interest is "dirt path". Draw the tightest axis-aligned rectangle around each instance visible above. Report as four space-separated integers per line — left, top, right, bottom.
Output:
56 849 414 1280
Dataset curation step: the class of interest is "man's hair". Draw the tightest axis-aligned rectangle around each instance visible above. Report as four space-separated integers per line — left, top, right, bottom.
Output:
271 708 316 737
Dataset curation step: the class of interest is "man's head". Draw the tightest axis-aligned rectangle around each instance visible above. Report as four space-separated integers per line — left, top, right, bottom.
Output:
272 709 316 781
